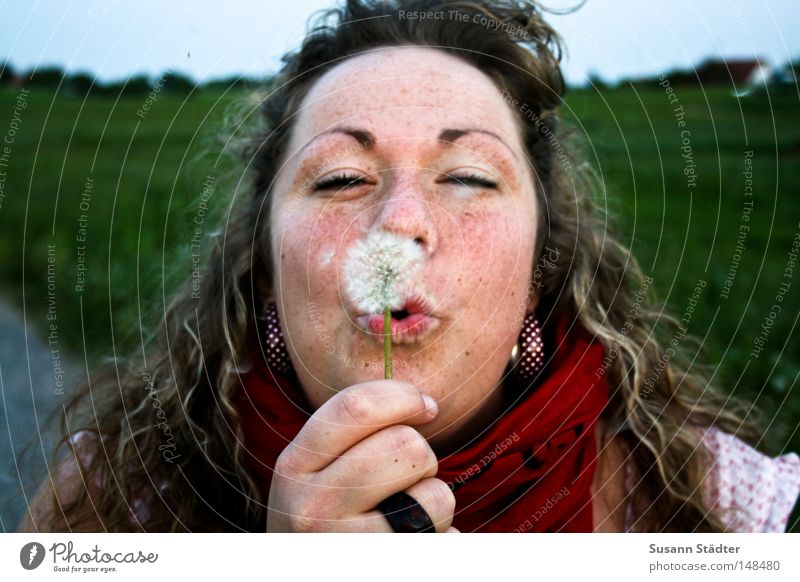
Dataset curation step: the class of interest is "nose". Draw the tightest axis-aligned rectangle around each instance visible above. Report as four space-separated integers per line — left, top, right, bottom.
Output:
371 172 438 256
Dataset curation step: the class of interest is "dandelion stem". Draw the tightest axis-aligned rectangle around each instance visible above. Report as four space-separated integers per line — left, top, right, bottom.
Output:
384 305 392 379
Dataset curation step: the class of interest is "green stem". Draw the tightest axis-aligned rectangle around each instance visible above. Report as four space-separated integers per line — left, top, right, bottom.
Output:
384 305 392 379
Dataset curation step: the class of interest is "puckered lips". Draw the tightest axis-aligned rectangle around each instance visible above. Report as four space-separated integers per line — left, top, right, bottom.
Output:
354 294 439 345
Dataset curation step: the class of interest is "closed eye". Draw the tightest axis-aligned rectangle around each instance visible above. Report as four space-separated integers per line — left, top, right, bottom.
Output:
313 172 368 191
313 171 498 191
440 172 498 189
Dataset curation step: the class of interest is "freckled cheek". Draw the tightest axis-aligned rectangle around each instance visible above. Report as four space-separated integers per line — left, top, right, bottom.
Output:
278 213 350 299
453 212 534 288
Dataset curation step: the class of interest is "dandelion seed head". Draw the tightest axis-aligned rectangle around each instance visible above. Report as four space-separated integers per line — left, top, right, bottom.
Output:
343 231 425 313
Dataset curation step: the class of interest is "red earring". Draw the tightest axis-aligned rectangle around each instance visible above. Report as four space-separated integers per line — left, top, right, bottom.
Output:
262 302 293 375
509 312 545 383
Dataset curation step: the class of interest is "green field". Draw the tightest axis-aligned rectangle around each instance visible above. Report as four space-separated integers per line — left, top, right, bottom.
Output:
1 82 798 466
564 83 800 459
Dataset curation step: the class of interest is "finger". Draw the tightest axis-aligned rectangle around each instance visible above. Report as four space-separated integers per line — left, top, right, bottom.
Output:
281 381 438 474
285 504 460 534
313 424 438 512
351 479 455 533
283 510 390 533
402 478 456 533
359 478 456 533
338 479 456 533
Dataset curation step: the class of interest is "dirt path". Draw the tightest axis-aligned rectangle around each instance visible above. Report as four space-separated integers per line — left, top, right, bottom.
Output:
0 296 79 531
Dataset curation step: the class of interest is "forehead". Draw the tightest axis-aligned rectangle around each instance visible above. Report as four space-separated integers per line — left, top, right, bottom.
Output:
291 46 523 148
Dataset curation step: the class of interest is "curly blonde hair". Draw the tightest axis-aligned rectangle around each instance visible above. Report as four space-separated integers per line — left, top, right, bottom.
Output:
48 0 759 532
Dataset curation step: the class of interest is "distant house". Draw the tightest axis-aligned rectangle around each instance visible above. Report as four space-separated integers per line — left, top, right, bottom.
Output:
695 58 771 88
5 73 26 88
624 58 774 91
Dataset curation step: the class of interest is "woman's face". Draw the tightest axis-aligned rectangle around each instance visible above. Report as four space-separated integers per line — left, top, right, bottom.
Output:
270 47 538 452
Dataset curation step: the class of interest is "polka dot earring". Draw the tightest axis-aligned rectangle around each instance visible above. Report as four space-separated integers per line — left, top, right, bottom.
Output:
263 302 293 376
509 312 545 383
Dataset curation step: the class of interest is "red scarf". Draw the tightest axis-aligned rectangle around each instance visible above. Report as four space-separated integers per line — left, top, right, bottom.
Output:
235 311 609 532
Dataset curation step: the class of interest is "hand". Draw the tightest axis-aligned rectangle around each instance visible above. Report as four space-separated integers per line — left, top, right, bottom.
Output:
266 380 459 532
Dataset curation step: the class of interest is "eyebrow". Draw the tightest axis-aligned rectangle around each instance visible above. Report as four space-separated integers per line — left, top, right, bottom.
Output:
301 126 519 160
437 128 519 161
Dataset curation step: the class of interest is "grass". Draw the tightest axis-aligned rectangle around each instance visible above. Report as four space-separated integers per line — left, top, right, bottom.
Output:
0 86 240 365
0 81 798 528
562 84 800 461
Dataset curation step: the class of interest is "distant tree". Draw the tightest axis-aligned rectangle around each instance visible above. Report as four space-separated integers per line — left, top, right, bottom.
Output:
122 74 154 95
97 74 152 96
768 59 799 88
586 69 607 91
161 71 195 93
0 61 14 85
663 68 698 87
203 74 260 92
65 71 96 96
24 65 65 87
785 59 799 84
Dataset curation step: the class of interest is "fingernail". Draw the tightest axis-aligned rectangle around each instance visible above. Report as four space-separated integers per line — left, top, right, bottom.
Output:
422 394 438 416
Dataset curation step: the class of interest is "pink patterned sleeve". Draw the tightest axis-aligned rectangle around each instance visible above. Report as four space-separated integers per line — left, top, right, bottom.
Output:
700 426 800 532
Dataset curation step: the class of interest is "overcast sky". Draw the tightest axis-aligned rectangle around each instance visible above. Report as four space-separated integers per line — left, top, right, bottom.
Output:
1 0 798 85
